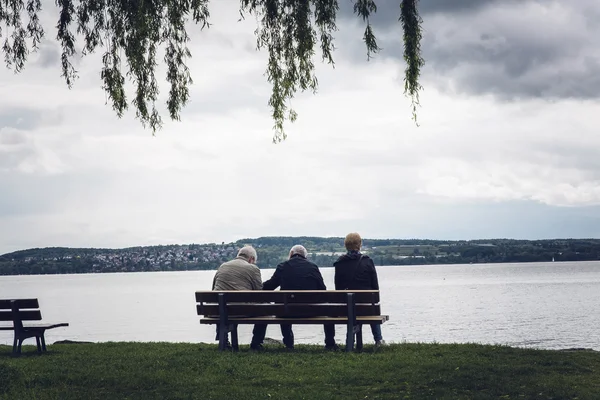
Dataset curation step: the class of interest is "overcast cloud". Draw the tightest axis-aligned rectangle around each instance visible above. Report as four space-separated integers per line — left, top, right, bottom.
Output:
1 1 599 254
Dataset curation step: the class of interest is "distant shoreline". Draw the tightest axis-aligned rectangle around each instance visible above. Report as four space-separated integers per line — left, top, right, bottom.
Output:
2 237 600 276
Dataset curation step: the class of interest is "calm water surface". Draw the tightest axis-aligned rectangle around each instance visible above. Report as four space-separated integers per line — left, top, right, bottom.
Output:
1 261 599 350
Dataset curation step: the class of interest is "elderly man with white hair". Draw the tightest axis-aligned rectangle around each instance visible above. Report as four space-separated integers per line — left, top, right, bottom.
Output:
212 245 263 349
250 245 338 351
212 245 262 291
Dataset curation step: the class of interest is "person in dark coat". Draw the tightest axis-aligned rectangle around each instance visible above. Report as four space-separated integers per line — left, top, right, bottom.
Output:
250 245 337 350
334 232 386 346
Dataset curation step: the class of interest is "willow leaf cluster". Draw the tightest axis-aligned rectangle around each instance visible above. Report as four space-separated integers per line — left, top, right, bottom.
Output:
400 0 424 125
0 0 423 140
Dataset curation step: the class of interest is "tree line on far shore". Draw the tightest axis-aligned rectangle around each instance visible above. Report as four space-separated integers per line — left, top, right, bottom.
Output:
1 237 599 276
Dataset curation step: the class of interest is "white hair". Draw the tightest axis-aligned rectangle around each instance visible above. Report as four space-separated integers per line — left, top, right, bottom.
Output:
289 245 308 258
237 245 257 263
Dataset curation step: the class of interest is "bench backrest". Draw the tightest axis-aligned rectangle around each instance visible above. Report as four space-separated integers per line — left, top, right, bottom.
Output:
196 290 381 318
0 299 43 327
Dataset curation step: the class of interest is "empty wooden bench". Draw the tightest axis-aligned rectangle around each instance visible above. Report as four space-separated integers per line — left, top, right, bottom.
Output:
195 290 389 352
0 299 69 356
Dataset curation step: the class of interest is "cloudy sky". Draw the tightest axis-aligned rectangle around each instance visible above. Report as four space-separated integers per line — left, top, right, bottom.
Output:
1 0 600 254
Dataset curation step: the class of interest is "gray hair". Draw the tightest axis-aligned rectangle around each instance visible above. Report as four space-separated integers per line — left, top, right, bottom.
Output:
289 245 308 259
237 245 258 263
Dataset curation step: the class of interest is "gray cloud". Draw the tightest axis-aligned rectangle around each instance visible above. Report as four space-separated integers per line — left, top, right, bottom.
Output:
530 141 600 181
0 173 67 217
417 200 600 240
182 82 269 117
421 3 600 100
0 128 34 172
336 1 600 100
35 42 61 68
0 148 35 172
0 129 27 145
417 0 507 15
0 108 43 131
368 192 600 240
0 107 65 131
338 0 505 26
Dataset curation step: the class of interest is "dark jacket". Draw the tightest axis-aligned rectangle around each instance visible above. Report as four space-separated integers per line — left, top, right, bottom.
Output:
263 254 327 290
333 252 379 290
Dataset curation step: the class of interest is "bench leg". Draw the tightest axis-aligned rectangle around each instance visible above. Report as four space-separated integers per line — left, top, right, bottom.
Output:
356 325 363 351
345 325 354 352
41 333 47 352
36 336 42 353
12 335 19 356
231 324 239 352
218 323 228 351
218 293 229 351
346 293 356 352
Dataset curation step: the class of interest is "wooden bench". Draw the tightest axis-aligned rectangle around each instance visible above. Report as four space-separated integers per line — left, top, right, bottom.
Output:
195 290 389 352
0 299 69 356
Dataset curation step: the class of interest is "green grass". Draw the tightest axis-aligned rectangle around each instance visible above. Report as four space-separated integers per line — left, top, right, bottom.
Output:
0 342 599 399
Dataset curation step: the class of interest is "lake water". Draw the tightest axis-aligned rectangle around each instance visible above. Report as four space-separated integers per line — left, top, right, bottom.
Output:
1 261 599 351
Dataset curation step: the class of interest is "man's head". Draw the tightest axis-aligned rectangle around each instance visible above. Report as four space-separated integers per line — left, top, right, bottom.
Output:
289 244 308 259
344 232 362 252
237 245 258 264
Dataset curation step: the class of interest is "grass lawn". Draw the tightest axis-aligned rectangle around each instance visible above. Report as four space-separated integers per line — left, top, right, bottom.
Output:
1 342 599 399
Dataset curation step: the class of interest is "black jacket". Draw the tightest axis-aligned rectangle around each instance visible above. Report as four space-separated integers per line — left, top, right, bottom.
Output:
263 254 327 290
333 252 379 290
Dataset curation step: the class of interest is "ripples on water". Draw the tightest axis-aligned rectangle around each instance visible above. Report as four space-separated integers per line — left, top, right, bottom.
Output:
1 261 599 350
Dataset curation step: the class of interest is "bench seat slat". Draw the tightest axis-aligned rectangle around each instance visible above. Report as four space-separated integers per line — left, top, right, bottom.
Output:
200 315 389 325
0 310 42 321
0 323 69 330
195 290 380 304
0 299 39 310
198 303 381 317
21 323 70 330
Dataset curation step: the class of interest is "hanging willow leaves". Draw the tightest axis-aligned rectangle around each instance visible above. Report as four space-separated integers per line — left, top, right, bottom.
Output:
0 0 423 141
400 0 424 125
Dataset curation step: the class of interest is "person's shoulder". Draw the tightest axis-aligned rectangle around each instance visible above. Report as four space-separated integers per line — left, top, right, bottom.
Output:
249 263 261 271
360 254 374 262
217 259 233 269
237 258 259 270
360 254 376 267
304 258 322 270
333 255 346 265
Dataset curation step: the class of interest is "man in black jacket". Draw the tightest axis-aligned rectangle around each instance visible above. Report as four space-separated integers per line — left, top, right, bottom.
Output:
250 245 337 350
333 232 386 346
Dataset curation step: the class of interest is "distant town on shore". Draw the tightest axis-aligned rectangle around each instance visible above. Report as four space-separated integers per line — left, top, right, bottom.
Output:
1 237 599 276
